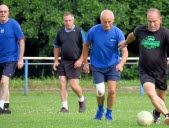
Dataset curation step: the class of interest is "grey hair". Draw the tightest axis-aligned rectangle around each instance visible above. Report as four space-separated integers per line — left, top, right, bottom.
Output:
147 8 161 17
0 4 9 12
100 10 114 19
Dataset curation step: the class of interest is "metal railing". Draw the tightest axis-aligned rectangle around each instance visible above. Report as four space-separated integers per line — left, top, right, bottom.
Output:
23 57 143 96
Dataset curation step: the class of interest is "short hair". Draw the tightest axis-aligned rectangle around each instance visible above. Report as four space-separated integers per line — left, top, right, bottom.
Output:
63 12 74 20
100 10 114 19
0 4 9 12
147 8 161 17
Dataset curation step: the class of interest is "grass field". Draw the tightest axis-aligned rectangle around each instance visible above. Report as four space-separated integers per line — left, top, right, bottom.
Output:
1 91 169 128
9 77 141 89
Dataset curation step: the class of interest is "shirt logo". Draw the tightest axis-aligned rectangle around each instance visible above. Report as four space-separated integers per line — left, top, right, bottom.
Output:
111 38 116 42
0 29 4 33
141 36 160 49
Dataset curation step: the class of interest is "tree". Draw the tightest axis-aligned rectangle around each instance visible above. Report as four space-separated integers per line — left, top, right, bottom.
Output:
2 0 169 57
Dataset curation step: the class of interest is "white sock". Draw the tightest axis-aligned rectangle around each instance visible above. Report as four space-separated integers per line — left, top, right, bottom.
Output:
0 100 5 109
79 96 84 102
5 101 9 103
62 101 68 109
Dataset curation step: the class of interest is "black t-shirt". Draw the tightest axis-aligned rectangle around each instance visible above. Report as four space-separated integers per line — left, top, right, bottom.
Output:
133 26 169 75
55 26 84 61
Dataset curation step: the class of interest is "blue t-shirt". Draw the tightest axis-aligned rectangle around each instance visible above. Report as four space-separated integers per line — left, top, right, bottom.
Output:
85 24 125 68
0 18 24 63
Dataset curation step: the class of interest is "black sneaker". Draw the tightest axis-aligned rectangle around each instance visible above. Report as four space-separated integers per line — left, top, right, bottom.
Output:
3 108 11 114
0 107 3 115
59 107 69 113
152 109 160 124
79 98 86 112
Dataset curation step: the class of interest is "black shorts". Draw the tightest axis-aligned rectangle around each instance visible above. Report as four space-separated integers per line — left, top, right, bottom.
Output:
0 61 17 78
139 67 167 91
57 60 82 79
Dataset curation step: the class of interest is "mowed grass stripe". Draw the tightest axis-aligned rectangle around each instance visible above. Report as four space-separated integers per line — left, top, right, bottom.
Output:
0 91 168 128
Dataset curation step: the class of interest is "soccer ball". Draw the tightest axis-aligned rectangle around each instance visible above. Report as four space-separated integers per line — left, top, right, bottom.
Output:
137 111 154 126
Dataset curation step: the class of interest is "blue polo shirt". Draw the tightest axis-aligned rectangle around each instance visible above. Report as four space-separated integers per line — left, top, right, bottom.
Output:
0 18 24 63
85 24 125 68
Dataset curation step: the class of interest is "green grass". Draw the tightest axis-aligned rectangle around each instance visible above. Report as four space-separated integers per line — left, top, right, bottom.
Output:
9 77 169 89
10 77 141 89
1 91 169 128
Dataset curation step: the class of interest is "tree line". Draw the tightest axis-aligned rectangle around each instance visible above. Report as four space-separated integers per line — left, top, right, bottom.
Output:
1 0 169 58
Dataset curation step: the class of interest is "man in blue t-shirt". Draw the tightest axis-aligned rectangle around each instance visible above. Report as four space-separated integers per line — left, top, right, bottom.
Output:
82 10 128 120
0 4 25 114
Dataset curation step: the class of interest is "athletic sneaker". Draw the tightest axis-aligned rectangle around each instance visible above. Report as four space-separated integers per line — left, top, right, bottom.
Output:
3 108 11 114
105 113 113 120
0 107 3 115
152 110 160 124
94 109 104 120
164 113 169 126
79 98 86 112
59 107 69 113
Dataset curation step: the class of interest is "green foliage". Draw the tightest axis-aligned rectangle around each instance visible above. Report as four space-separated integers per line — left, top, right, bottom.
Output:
1 0 169 56
1 0 130 56
119 0 169 32
121 64 139 79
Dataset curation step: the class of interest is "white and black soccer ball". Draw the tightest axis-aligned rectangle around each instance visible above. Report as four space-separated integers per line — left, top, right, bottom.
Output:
137 111 154 126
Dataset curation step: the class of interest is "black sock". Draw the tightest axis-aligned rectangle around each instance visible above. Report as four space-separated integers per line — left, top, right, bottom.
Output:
154 109 160 117
165 113 169 118
4 103 9 109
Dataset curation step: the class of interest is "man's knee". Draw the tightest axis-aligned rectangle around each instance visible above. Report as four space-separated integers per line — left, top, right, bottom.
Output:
96 82 105 97
1 76 9 86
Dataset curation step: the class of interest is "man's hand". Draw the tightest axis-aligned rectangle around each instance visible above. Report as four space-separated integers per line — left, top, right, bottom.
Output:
118 40 127 50
53 61 59 71
83 63 90 74
74 59 83 68
18 59 24 69
116 63 123 72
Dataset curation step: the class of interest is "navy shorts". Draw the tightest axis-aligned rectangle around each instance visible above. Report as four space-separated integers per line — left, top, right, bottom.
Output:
139 67 167 91
57 60 82 79
0 61 17 78
90 64 121 84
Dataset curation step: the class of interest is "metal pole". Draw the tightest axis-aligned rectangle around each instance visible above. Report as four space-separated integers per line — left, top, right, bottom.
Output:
24 59 28 96
140 83 144 96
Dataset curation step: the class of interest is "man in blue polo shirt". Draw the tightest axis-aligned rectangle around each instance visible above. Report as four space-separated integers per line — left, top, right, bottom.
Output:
82 10 128 120
0 4 25 114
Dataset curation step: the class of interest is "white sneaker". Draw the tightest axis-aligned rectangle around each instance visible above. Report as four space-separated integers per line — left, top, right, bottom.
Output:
154 117 161 124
